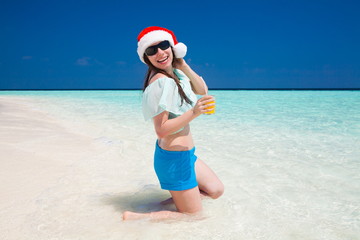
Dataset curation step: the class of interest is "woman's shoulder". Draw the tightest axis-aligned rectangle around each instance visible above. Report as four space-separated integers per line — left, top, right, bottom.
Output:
146 73 177 90
148 73 169 85
144 73 176 94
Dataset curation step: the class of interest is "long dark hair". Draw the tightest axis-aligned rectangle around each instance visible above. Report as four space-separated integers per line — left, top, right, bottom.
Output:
142 49 192 106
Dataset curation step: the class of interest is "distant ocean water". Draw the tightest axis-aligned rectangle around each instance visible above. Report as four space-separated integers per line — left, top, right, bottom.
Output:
1 90 359 239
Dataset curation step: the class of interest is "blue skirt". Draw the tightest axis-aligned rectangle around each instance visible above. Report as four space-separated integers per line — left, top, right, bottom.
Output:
154 141 198 191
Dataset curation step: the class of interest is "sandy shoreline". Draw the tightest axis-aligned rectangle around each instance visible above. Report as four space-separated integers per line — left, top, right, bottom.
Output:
0 96 113 239
0 95 173 240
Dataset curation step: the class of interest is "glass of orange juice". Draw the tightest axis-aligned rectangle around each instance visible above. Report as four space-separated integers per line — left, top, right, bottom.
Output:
204 96 215 115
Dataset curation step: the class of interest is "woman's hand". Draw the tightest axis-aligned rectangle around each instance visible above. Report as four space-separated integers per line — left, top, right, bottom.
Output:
173 58 208 95
173 58 188 70
192 95 215 116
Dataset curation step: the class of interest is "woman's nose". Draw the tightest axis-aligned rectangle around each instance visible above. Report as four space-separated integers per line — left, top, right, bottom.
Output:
156 48 165 55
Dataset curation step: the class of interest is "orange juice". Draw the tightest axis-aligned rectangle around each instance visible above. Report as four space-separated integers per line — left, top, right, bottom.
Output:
205 100 215 114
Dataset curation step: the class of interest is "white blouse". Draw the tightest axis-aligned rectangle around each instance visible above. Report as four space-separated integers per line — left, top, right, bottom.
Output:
142 69 198 122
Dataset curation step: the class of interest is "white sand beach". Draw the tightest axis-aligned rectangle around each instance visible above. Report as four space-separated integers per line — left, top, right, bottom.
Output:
0 97 114 239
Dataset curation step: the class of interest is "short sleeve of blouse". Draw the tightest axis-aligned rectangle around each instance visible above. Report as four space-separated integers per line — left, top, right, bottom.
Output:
142 76 196 121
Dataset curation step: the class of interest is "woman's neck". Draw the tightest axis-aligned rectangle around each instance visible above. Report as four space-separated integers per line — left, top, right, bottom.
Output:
164 66 174 76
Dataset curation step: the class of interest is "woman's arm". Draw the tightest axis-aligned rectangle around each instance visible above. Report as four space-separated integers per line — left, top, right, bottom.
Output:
174 59 208 95
153 95 214 138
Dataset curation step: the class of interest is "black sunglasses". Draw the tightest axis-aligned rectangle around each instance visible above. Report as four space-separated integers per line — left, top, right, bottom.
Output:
145 40 171 56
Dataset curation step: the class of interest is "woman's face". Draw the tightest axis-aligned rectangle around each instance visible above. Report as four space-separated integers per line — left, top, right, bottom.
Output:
146 41 173 71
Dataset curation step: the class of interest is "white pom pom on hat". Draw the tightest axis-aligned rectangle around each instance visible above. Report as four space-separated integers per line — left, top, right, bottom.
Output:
137 26 187 63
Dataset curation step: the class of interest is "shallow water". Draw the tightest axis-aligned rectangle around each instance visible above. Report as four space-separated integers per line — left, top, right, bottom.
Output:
1 90 359 239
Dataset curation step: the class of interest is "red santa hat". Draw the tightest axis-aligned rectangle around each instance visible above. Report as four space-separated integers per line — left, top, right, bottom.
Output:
137 26 187 63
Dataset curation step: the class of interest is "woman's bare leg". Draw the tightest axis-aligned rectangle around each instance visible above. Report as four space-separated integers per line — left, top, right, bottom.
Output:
195 159 224 199
123 186 202 221
169 186 202 213
122 210 184 220
161 191 207 205
161 160 224 205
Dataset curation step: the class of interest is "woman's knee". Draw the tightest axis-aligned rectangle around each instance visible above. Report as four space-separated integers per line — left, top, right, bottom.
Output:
205 182 224 199
213 183 224 199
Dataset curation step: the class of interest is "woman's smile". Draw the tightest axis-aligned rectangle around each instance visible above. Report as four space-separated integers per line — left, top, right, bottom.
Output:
157 56 169 64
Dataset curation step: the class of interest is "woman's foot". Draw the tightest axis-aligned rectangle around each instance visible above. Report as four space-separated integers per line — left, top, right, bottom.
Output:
122 211 148 220
122 210 184 221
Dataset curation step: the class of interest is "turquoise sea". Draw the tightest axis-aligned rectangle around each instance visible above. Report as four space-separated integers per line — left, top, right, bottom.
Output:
1 90 359 239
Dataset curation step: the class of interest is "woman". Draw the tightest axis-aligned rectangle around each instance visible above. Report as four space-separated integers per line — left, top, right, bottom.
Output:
123 26 224 220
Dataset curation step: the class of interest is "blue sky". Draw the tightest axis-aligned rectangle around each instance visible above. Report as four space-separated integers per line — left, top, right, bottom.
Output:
1 0 359 89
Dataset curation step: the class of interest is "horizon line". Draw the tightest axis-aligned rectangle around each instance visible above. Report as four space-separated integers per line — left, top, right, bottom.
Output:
1 88 360 91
